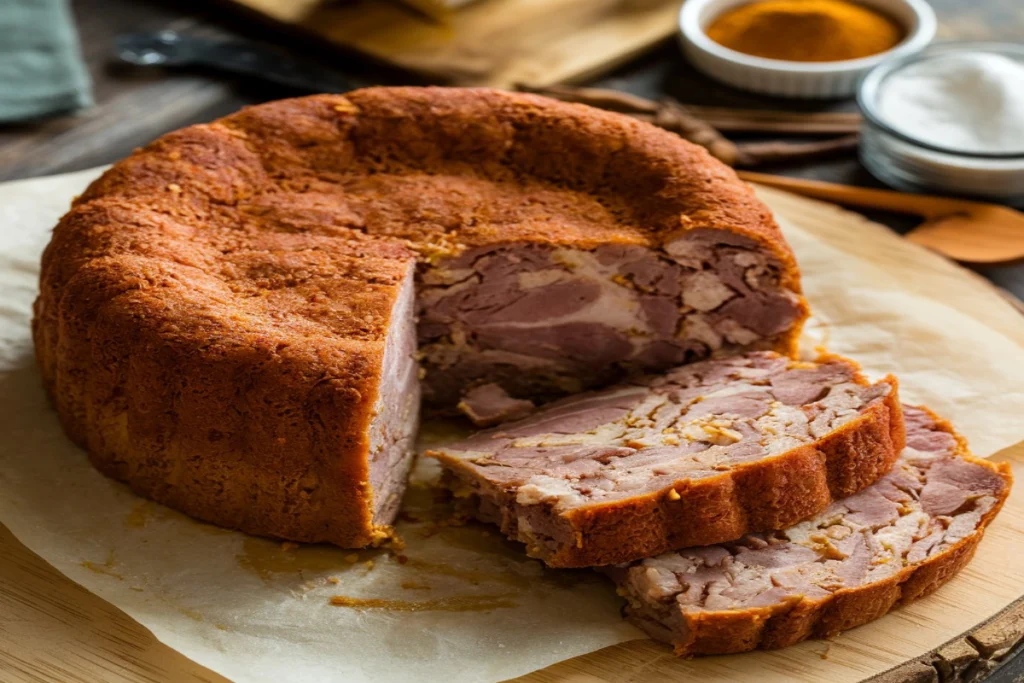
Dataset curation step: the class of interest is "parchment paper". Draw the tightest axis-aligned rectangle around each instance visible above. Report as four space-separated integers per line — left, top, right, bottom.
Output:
1 168 1022 683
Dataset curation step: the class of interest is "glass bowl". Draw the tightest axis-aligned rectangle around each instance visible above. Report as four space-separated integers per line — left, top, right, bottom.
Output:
857 42 1024 206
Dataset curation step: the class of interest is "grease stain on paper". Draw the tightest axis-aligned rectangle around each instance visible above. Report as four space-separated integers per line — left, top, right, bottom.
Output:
329 594 517 612
121 498 232 537
237 538 358 581
408 523 595 591
398 555 534 589
179 606 204 622
236 534 535 592
124 502 154 529
81 549 123 580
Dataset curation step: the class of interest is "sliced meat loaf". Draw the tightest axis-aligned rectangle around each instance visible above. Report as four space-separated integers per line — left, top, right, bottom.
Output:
610 406 1011 656
427 351 904 567
35 87 808 547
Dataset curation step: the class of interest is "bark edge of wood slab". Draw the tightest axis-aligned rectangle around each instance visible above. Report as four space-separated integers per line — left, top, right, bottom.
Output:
738 172 1024 266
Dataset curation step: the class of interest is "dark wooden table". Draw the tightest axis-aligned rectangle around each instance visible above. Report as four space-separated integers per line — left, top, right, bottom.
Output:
1 1 1022 681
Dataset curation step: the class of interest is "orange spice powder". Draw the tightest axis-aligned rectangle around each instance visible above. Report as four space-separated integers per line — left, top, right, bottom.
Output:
706 0 904 62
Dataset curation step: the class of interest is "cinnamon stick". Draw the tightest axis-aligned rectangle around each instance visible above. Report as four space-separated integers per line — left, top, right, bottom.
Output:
684 106 861 134
649 99 742 166
517 83 859 168
518 84 861 134
517 83 659 114
734 135 860 167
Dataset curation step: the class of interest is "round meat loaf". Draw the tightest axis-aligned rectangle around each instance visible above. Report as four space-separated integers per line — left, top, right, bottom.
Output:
610 406 1011 656
427 351 905 567
33 88 808 547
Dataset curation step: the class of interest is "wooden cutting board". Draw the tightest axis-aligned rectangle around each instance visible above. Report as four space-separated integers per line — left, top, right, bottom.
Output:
219 0 683 87
3 457 1022 683
3 186 1024 683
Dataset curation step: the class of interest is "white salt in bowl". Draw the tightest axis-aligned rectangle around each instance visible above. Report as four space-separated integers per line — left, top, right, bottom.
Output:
678 0 936 98
857 42 1024 205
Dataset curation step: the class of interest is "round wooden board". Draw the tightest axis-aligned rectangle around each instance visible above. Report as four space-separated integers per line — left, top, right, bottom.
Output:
3 471 1023 683
515 446 1024 683
2 186 1023 683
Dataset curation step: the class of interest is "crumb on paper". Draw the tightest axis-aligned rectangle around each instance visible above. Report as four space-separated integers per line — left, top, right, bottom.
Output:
344 553 359 564
417 513 471 539
364 560 375 571
328 576 341 585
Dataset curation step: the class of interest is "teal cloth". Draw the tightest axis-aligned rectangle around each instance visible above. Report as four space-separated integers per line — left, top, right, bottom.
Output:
0 0 92 122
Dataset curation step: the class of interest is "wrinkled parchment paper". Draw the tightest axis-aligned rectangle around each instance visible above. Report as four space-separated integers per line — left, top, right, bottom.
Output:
1 168 1022 683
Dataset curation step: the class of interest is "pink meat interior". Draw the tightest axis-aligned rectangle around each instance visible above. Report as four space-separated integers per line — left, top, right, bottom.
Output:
434 352 890 511
416 228 804 412
615 406 1006 642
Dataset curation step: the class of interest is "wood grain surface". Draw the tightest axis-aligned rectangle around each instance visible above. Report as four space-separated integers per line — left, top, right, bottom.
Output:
2 184 1023 683
223 0 682 87
1 1 1022 681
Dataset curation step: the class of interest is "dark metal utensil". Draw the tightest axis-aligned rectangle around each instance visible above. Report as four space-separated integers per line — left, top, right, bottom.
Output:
115 30 358 93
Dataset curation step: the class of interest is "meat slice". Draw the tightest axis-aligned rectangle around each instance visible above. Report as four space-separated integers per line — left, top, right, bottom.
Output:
610 406 1012 656
457 383 536 427
427 351 905 567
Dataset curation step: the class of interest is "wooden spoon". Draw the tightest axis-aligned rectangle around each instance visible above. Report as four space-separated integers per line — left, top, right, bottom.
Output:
737 172 1024 265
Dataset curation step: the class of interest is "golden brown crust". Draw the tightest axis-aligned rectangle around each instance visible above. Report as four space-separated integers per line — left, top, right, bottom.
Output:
562 376 903 567
34 87 806 546
433 365 904 568
74 89 799 266
662 406 1012 656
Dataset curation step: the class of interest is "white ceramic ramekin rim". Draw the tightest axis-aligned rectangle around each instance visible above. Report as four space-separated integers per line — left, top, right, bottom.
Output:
679 0 938 80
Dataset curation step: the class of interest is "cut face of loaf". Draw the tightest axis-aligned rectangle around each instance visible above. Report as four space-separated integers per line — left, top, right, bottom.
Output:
34 87 809 547
419 230 805 414
611 406 1012 656
367 270 422 526
427 352 905 567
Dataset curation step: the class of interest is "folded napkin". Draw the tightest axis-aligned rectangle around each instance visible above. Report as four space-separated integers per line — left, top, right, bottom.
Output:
0 0 92 123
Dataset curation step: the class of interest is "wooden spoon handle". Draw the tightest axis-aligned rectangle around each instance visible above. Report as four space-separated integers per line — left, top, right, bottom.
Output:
736 171 981 219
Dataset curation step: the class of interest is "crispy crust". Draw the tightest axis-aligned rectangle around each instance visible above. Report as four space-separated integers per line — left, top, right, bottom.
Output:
630 406 1012 656
33 199 411 546
431 356 905 568
33 88 807 546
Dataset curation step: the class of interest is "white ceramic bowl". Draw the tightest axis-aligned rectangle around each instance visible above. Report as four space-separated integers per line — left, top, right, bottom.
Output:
678 0 937 98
